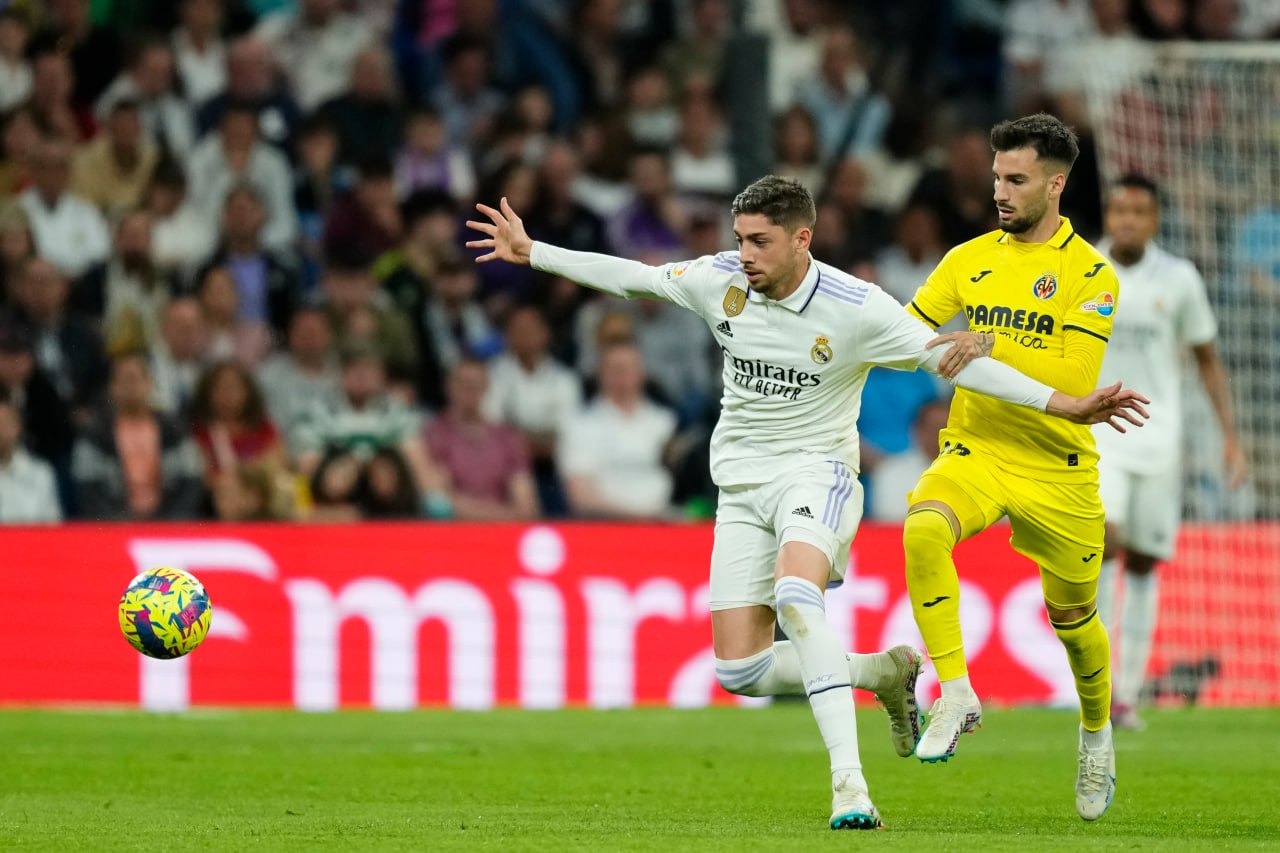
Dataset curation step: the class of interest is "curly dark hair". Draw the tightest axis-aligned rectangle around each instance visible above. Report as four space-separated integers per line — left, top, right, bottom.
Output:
990 113 1080 172
730 175 817 233
189 361 269 428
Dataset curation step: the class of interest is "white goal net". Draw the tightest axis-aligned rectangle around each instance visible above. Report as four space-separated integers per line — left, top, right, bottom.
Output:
1081 43 1280 706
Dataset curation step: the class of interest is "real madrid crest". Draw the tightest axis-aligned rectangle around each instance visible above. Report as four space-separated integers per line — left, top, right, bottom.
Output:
723 286 747 317
811 335 833 365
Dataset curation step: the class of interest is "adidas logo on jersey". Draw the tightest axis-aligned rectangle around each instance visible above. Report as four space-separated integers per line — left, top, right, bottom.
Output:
716 320 733 337
791 506 813 518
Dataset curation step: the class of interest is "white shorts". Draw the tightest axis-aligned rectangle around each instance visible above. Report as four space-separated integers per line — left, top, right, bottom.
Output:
708 459 863 611
1097 461 1181 560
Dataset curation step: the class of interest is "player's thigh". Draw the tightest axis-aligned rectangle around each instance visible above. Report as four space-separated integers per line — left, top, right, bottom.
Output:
1125 467 1181 560
1096 457 1133 533
769 459 862 588
709 486 778 613
907 449 1007 540
1006 475 1106 605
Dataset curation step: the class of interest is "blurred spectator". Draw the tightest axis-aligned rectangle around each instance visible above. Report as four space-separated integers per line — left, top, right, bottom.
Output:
292 115 342 259
0 320 75 495
254 0 374 112
857 366 945 479
660 0 730 98
28 0 121 109
195 36 301 151
142 161 217 276
318 250 419 382
758 0 827 113
624 65 679 148
868 399 950 522
78 210 172 353
149 296 210 418
95 37 196 165
796 25 891 164
1131 0 1192 39
0 204 34 305
293 344 445 514
858 108 934 215
187 103 299 252
821 157 890 269
72 351 203 520
8 257 107 420
419 254 501 397
1191 0 1243 39
870 202 948 311
624 295 717 424
528 140 610 257
351 446 420 518
670 95 734 198
393 106 476 202
27 48 94 143
483 304 581 515
1002 0 1094 115
0 106 39 197
318 45 404 170
195 265 272 367
17 138 110 278
427 356 538 520
774 105 823 196
0 389 61 523
429 35 506 149
257 304 340 446
474 158 540 316
71 99 159 218
189 360 290 520
569 0 630 112
171 0 228 108
559 340 677 519
0 10 32 111
323 157 402 261
607 147 686 262
909 127 1001 246
197 183 302 337
1237 200 1280 302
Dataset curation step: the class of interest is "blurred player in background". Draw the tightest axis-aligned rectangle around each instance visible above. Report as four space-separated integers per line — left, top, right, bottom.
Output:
1093 174 1246 731
467 176 1146 830
901 113 1122 820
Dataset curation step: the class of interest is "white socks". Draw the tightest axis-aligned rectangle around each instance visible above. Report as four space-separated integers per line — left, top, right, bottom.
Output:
714 646 895 697
940 673 978 703
1117 571 1159 707
773 576 864 788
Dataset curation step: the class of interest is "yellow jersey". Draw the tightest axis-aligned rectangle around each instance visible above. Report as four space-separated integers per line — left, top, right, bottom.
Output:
907 217 1120 482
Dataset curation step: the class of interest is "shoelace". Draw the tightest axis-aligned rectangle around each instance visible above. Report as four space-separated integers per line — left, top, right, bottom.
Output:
1079 752 1109 794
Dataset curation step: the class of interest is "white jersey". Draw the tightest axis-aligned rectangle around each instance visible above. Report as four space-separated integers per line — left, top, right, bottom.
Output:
531 244 1054 489
1092 241 1217 472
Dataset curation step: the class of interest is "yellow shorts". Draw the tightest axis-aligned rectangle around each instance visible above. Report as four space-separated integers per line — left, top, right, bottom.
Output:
909 447 1105 597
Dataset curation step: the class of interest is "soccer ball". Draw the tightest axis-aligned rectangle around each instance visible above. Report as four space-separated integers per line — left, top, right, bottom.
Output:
118 567 213 659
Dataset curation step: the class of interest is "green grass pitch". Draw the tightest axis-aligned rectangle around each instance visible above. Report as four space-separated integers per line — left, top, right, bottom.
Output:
2 705 1277 850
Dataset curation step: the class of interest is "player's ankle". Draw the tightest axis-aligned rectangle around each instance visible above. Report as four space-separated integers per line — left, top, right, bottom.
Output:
940 674 979 702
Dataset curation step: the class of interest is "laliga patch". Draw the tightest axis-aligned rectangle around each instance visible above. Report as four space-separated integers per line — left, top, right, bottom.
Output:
723 286 747 317
810 335 833 364
671 261 691 278
1081 292 1116 317
1032 273 1058 300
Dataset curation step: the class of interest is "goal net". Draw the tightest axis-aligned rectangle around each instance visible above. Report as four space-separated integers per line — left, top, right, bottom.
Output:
1081 42 1280 706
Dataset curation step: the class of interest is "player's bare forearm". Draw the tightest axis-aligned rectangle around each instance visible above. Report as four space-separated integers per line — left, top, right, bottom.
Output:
1193 342 1248 487
1046 382 1150 431
466 197 533 265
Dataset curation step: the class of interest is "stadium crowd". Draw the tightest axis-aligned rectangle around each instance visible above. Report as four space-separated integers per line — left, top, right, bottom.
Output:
0 0 1275 524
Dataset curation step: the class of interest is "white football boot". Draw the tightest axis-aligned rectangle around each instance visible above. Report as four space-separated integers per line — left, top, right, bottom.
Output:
916 695 983 762
873 645 924 757
1076 722 1117 821
829 774 883 830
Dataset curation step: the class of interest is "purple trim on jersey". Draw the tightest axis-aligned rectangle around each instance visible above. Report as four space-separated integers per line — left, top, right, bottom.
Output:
823 461 855 530
713 252 743 269
711 262 742 274
821 274 870 302
818 284 869 307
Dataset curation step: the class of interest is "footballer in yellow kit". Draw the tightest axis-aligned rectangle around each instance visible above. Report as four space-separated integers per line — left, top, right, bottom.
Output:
902 114 1122 822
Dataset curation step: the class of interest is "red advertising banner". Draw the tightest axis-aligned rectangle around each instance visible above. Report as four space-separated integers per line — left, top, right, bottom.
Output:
0 522 1274 709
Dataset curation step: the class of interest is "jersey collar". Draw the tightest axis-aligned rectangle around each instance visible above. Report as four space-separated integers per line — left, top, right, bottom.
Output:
764 254 820 313
996 216 1076 248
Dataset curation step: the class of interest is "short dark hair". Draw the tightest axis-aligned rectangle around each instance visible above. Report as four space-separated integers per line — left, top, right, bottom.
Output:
1113 172 1159 204
989 113 1080 172
190 361 268 428
730 175 816 233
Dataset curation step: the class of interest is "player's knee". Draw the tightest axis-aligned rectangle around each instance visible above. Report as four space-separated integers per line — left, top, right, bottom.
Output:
1102 523 1124 560
1126 552 1158 576
1046 602 1095 627
903 507 957 569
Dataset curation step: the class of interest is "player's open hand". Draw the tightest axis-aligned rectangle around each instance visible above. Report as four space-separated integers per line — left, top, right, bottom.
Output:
1054 381 1151 431
927 331 995 379
466 197 533 266
1222 437 1248 489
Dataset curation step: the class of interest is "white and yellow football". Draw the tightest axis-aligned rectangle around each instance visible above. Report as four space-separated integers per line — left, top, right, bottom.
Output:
118 567 213 659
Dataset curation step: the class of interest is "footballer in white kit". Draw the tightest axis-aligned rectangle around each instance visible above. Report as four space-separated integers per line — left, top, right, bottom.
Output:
466 176 1148 830
1092 175 1246 729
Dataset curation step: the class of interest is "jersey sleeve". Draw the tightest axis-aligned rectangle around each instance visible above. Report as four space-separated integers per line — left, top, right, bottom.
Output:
1177 262 1218 346
989 262 1117 397
906 247 964 330
530 242 710 316
859 286 937 370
